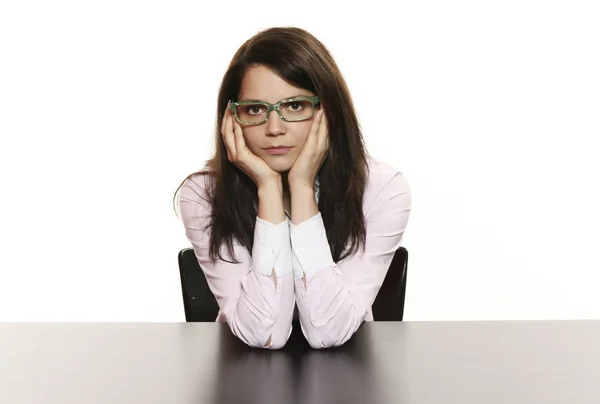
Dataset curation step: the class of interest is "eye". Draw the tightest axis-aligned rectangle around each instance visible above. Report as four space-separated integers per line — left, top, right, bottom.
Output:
244 105 266 115
286 102 304 111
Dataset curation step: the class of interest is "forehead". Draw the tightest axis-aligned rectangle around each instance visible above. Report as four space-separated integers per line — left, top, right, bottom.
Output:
238 65 314 103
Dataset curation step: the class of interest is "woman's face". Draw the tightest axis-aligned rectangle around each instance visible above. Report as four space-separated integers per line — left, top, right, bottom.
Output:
236 64 318 173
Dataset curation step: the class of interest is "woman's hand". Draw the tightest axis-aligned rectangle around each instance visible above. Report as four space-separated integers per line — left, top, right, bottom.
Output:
287 109 329 189
222 106 281 188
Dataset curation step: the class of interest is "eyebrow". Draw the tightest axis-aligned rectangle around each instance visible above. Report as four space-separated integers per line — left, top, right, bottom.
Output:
238 94 312 103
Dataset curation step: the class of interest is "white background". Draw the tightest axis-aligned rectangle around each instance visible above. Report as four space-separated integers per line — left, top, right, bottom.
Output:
1 1 598 321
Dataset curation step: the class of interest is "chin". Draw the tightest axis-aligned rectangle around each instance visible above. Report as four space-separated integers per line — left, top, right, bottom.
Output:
264 157 294 173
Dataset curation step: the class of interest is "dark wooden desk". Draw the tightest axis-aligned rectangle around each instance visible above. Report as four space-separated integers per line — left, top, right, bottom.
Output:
1 321 599 403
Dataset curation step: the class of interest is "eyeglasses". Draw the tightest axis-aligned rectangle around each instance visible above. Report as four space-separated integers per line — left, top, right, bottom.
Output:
228 95 320 125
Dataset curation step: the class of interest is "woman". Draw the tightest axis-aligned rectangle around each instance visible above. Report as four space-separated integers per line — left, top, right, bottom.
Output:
174 26 411 349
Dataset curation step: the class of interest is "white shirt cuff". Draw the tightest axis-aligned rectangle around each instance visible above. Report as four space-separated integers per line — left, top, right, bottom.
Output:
252 216 292 277
290 212 335 278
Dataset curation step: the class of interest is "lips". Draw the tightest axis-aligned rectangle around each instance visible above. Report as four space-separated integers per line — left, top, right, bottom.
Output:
264 146 293 155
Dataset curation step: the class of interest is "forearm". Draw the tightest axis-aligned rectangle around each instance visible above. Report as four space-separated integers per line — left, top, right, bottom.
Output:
291 184 319 289
228 181 293 349
290 184 319 226
294 269 365 349
258 178 286 225
229 270 295 349
288 188 365 348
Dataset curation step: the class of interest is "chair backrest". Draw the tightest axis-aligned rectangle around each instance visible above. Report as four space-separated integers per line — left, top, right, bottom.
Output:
178 246 408 322
178 248 220 322
371 246 408 321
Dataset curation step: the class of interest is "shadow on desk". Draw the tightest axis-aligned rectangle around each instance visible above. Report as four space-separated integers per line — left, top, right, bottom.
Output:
213 320 378 404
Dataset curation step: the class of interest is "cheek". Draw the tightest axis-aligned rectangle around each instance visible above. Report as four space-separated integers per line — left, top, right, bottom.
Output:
241 128 260 150
297 122 313 145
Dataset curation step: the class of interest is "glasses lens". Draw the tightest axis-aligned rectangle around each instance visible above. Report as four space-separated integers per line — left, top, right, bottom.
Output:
280 99 314 121
237 103 268 123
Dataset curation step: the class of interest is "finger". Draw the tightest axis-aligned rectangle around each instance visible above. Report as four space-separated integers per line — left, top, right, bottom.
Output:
310 109 323 137
221 105 228 136
318 110 327 135
223 113 237 160
317 110 328 147
232 117 247 156
303 110 322 151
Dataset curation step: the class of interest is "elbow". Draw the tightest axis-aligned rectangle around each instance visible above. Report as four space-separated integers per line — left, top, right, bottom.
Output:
235 332 290 350
266 336 289 350
264 328 292 350
306 332 352 349
237 335 288 350
307 338 336 349
257 326 293 350
303 309 365 349
303 323 359 349
227 312 292 350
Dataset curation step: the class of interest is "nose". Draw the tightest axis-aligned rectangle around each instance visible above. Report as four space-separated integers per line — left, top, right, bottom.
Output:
265 111 286 136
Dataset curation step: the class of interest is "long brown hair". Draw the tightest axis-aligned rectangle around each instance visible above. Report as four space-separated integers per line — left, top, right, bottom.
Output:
173 26 370 264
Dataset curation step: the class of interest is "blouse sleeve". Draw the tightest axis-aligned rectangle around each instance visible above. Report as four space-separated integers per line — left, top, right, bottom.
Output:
290 171 411 348
179 175 295 349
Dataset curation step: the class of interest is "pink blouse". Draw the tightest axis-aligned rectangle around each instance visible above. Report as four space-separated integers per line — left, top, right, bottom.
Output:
178 156 411 349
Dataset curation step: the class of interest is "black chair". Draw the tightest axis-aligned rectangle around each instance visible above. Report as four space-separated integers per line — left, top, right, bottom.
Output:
178 246 408 322
371 246 409 321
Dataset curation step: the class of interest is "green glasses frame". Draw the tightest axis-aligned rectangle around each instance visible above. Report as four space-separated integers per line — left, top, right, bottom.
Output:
228 95 320 125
